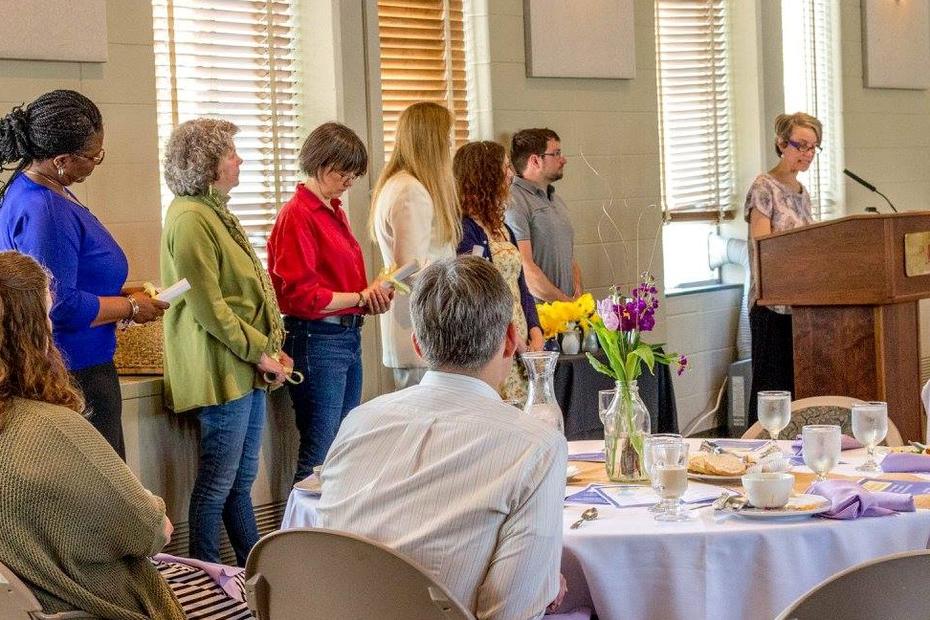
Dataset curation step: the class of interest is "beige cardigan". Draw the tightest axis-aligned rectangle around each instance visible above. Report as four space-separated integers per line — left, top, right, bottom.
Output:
372 172 454 368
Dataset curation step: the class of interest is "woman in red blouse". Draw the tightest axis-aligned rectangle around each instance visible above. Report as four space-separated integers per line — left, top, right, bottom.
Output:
268 122 392 483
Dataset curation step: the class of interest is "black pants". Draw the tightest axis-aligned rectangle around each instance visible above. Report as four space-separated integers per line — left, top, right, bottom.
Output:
72 361 125 459
748 305 795 427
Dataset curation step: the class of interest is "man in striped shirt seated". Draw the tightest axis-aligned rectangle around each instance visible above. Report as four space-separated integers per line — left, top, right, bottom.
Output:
317 256 567 619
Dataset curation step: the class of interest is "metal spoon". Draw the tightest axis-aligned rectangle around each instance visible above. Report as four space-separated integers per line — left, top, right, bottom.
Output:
570 507 599 529
700 440 743 459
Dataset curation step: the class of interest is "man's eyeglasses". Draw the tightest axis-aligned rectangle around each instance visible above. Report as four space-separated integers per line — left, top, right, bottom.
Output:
335 171 359 183
540 150 563 159
786 139 821 155
73 148 106 165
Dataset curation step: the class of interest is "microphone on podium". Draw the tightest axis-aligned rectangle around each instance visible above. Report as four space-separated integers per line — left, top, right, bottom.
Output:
843 168 898 213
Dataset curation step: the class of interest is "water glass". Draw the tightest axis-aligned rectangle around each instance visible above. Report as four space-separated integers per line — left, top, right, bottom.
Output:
647 440 691 522
643 434 683 513
851 401 888 472
802 425 841 481
758 391 791 441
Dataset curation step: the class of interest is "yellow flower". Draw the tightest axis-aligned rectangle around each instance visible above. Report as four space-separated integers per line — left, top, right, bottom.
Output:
536 292 597 339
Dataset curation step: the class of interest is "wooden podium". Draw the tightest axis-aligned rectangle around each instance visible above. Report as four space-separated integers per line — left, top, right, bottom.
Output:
756 212 930 442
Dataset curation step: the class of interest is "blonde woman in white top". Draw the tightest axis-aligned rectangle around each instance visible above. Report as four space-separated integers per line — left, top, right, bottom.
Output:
370 102 461 389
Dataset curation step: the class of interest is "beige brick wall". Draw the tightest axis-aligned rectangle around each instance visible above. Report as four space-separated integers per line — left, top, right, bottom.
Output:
0 0 161 283
479 0 665 330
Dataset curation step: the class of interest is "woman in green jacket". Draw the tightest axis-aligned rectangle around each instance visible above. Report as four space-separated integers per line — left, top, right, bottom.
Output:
160 118 290 565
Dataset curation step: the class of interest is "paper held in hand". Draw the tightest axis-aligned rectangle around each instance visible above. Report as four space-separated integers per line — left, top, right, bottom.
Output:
155 278 191 303
380 260 420 290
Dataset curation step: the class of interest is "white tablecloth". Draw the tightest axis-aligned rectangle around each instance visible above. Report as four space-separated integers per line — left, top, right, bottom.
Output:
281 439 930 620
559 439 930 620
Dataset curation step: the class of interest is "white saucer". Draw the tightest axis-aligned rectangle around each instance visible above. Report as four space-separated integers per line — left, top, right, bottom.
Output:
734 494 831 519
293 475 322 496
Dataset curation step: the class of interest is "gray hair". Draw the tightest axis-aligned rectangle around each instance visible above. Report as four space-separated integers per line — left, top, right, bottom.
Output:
300 122 368 179
163 118 238 196
410 256 513 370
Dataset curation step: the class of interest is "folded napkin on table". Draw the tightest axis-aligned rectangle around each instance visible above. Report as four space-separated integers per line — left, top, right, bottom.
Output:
564 485 613 506
806 479 915 519
880 452 930 473
791 435 862 453
712 439 770 450
153 553 245 601
567 451 605 463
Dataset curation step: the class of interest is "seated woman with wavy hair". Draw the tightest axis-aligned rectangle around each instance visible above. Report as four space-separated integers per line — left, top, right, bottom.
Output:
0 251 251 619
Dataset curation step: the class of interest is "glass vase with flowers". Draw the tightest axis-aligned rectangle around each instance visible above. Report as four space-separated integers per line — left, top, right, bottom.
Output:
587 274 688 482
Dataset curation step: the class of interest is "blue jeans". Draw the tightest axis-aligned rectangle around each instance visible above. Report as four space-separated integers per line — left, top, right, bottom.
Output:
188 389 265 566
284 317 362 483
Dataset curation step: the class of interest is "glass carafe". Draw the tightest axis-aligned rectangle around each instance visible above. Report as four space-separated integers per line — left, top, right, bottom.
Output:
520 351 564 433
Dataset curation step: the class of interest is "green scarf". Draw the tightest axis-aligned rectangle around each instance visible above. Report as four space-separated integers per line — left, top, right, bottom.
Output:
201 187 284 354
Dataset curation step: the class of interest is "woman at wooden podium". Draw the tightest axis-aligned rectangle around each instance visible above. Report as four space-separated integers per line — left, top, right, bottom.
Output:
744 112 820 425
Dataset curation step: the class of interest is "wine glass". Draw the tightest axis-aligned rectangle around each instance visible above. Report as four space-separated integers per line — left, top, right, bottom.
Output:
643 434 683 513
851 401 888 472
802 425 841 481
648 440 691 522
758 391 791 441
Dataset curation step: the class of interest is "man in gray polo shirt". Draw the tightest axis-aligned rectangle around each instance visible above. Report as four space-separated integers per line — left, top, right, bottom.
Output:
504 127 581 301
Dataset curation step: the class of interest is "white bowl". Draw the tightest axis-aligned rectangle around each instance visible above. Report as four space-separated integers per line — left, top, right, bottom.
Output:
741 472 794 508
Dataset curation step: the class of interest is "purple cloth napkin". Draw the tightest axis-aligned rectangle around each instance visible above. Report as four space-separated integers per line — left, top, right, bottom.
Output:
154 553 245 601
805 480 915 519
791 434 862 453
880 452 930 473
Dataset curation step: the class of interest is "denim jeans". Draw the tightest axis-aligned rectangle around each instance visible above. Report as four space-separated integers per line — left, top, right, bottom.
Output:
188 388 265 566
284 317 362 483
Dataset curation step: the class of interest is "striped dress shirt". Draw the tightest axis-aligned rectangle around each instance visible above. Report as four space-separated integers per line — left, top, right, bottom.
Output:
317 371 567 619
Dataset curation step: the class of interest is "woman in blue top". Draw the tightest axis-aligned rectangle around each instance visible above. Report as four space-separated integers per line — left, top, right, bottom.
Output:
0 90 167 458
454 141 543 402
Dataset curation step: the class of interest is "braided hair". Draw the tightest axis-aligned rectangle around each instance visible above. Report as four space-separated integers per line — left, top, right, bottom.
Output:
0 90 102 199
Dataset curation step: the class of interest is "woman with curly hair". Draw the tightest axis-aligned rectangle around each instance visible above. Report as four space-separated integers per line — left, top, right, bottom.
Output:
160 117 290 565
0 90 168 459
453 141 542 402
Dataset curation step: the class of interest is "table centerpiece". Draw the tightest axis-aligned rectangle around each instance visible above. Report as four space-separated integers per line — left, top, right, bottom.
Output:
587 273 688 482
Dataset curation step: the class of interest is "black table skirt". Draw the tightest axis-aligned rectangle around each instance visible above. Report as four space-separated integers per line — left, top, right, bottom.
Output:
553 352 679 441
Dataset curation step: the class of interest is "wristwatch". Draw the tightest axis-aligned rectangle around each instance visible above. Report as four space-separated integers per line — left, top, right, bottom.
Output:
356 292 366 307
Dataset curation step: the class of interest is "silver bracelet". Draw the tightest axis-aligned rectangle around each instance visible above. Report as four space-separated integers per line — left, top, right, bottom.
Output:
118 295 140 330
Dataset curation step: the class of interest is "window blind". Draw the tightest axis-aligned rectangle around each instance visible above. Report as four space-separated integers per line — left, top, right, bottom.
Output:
152 0 302 260
782 0 842 221
377 0 470 157
655 0 735 221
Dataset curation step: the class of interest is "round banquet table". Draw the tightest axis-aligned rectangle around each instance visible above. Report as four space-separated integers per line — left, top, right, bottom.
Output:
281 439 930 620
559 439 930 620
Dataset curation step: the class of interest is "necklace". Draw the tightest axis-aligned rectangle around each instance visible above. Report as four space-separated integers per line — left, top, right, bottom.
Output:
23 169 86 208
24 168 66 189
